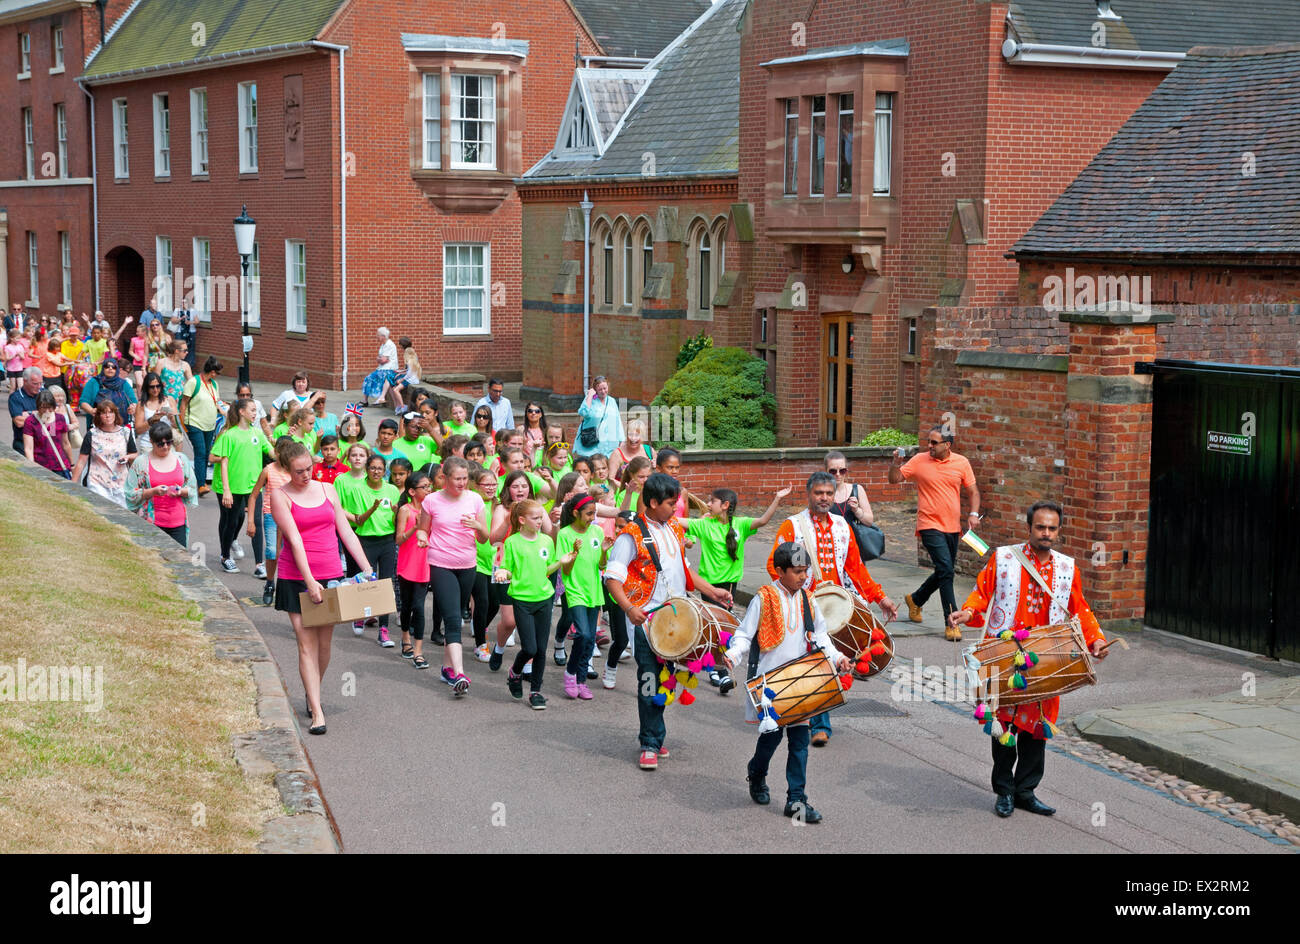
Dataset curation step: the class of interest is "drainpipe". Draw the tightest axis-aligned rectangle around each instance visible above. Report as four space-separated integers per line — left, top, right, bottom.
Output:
312 41 349 389
76 77 101 312
580 191 593 394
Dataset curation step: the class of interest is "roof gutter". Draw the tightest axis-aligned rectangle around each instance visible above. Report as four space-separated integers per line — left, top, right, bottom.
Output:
516 169 737 187
311 40 350 391
1001 38 1184 70
81 40 315 85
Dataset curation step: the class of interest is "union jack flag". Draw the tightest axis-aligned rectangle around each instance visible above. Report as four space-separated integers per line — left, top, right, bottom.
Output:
345 402 364 417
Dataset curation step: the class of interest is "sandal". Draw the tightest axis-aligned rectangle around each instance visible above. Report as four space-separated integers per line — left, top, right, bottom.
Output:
401 644 415 659
413 655 430 669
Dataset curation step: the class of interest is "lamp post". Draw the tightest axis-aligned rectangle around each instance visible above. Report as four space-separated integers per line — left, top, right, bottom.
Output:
233 205 256 385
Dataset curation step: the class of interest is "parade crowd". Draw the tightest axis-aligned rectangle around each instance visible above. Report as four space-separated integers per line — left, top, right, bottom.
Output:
6 305 1109 823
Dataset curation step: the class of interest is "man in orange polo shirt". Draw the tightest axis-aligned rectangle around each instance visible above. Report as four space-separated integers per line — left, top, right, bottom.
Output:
888 426 980 640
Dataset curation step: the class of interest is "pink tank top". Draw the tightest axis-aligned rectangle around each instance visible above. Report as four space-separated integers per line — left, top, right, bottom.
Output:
395 508 430 582
149 458 186 527
277 484 343 582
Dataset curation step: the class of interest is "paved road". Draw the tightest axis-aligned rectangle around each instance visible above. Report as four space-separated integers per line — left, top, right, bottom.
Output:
188 495 1293 854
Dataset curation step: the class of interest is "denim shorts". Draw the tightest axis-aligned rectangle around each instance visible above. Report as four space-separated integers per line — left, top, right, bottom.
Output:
263 511 278 561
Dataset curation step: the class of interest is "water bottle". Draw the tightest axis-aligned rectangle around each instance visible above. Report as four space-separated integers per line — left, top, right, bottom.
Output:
325 579 342 589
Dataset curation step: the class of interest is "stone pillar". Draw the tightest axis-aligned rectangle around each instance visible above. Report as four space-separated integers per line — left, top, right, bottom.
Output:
1060 306 1174 629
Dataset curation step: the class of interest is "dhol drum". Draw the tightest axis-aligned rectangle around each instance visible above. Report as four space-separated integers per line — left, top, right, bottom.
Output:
67 362 94 412
966 616 1096 707
746 651 845 727
813 583 895 679
646 595 739 667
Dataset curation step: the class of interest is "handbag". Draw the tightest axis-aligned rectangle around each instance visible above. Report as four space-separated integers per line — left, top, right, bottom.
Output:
847 485 886 561
578 395 608 449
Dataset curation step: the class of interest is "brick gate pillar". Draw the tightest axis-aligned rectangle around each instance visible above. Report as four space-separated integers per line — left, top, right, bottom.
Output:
1060 305 1174 629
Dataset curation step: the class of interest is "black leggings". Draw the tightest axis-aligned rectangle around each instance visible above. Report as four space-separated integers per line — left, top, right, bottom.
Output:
471 571 499 648
398 575 428 640
217 492 250 559
250 492 265 565
603 585 629 670
554 590 573 645
430 566 475 645
509 594 556 692
348 533 397 628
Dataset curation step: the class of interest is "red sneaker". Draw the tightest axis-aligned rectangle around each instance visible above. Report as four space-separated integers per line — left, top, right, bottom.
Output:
638 750 658 770
657 746 670 760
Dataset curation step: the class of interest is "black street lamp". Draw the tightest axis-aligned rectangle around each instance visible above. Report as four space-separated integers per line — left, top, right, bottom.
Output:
233 204 256 385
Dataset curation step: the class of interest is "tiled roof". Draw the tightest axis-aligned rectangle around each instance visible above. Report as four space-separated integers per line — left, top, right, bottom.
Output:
569 0 710 59
1012 44 1300 256
523 0 741 182
581 69 653 140
82 0 345 82
1007 0 1300 53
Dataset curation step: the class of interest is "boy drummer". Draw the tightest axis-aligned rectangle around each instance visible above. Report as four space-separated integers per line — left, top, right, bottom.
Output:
605 473 733 771
723 543 852 823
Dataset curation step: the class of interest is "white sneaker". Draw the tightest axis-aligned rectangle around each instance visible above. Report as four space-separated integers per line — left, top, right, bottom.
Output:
619 645 633 663
231 542 245 559
603 666 617 690
507 631 519 647
352 621 365 636
221 558 238 573
474 643 491 663
252 563 267 579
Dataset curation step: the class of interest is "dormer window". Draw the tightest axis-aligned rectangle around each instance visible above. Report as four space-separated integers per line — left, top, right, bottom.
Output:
548 68 654 160
561 93 595 153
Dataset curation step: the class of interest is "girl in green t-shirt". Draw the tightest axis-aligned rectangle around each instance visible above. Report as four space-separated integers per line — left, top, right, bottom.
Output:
495 499 575 710
212 398 273 573
469 467 500 663
338 412 368 456
555 494 611 701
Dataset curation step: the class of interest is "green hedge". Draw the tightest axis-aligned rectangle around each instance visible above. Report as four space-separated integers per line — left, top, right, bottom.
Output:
651 346 776 449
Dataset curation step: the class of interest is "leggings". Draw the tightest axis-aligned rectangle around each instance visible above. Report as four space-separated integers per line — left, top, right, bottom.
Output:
349 533 397 628
604 585 629 670
554 589 574 645
430 566 475 645
509 594 556 692
397 575 428 640
159 522 188 547
471 571 499 648
249 493 265 565
217 492 250 559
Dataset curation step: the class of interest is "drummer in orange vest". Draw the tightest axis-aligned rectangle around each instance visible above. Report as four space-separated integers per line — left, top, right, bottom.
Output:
723 542 851 824
604 473 733 772
950 500 1108 818
767 471 898 746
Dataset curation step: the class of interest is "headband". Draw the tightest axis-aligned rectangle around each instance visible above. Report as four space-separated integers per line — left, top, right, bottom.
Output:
572 495 595 512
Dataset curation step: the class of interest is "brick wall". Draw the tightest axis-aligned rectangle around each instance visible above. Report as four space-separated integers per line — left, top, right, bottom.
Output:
1019 260 1300 308
676 448 910 506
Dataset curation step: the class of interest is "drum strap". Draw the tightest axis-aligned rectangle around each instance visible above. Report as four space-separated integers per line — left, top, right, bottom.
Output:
1010 544 1067 611
747 590 815 682
635 514 694 594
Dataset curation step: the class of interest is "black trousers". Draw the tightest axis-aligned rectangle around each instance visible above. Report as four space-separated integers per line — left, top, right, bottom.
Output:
603 586 628 670
991 724 1047 797
471 571 499 648
349 533 397 628
398 575 428 640
217 492 250 559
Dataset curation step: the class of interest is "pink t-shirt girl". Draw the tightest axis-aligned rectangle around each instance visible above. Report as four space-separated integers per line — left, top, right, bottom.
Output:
421 489 486 570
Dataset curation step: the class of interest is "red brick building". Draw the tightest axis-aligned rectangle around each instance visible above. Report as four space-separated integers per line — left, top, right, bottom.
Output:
76 0 701 388
0 0 131 320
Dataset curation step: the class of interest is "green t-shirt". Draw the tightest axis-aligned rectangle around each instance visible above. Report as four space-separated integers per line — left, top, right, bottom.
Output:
555 523 605 608
686 515 757 585
446 420 476 438
615 489 640 514
496 470 545 500
271 422 318 456
392 435 437 467
501 532 556 602
335 475 398 536
210 425 272 495
476 537 495 575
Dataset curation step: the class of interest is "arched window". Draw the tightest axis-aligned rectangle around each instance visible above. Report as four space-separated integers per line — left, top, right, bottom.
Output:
603 230 613 306
698 232 712 311
642 228 654 291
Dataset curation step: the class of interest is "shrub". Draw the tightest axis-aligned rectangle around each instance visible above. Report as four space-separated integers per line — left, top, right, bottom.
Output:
675 331 714 370
651 346 776 449
857 427 916 448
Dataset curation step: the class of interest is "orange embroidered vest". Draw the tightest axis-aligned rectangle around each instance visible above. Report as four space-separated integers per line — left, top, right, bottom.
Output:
619 516 689 608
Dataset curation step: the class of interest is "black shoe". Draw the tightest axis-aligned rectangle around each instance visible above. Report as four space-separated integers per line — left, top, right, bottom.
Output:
507 671 523 700
309 723 327 735
717 674 735 695
489 648 504 672
995 794 1015 818
529 691 547 710
783 800 822 824
429 631 446 646
747 773 770 805
461 606 471 623
262 580 275 606
1014 793 1055 816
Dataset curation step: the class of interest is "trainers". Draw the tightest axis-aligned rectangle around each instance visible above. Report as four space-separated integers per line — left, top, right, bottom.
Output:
586 658 598 680
252 563 266 579
596 629 611 647
221 558 238 573
474 643 492 663
529 692 547 710
639 749 658 771
708 670 722 687
232 542 245 559
563 673 581 699
619 645 633 663
352 621 365 636
603 666 618 690
507 671 523 700
378 627 394 648
658 746 670 760
553 645 567 666
717 674 735 696
261 580 274 606
453 674 470 697
506 631 518 647
489 647 504 672
576 683 594 700
441 667 458 687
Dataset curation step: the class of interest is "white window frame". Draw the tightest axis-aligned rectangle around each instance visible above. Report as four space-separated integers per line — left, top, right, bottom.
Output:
190 88 208 175
450 74 496 170
238 82 258 173
18 31 30 78
113 98 129 179
23 107 34 179
50 26 64 73
286 240 306 333
836 93 854 196
874 92 894 196
55 103 68 178
28 232 39 305
783 98 798 196
192 238 211 322
560 89 594 154
245 242 260 328
422 72 441 168
155 236 173 312
60 231 72 309
810 94 826 197
153 92 170 177
442 243 490 335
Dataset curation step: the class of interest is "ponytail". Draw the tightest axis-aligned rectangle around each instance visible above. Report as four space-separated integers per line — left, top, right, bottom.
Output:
713 488 740 561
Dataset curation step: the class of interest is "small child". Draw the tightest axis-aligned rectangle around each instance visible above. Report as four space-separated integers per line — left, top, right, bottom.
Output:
556 494 612 700
129 324 149 387
722 542 851 824
3 329 28 391
311 434 349 484
83 325 110 365
464 440 487 466
395 470 434 668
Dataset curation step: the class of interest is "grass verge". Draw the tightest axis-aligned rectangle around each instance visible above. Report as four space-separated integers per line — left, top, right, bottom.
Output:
0 460 280 852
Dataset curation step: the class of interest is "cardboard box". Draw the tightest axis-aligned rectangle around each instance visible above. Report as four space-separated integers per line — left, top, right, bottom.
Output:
299 578 397 626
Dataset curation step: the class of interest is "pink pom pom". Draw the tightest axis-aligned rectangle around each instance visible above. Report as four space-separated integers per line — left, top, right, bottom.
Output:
974 703 986 721
664 675 678 691
686 659 703 674
1014 629 1030 642
700 653 716 669
719 631 733 646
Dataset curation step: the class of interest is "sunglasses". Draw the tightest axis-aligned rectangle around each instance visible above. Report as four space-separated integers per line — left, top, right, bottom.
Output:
526 408 541 414
828 468 847 475
928 439 943 446
155 438 174 447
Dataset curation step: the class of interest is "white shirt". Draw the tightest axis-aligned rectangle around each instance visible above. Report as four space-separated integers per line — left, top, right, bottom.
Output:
605 518 686 656
474 394 515 432
376 340 398 372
